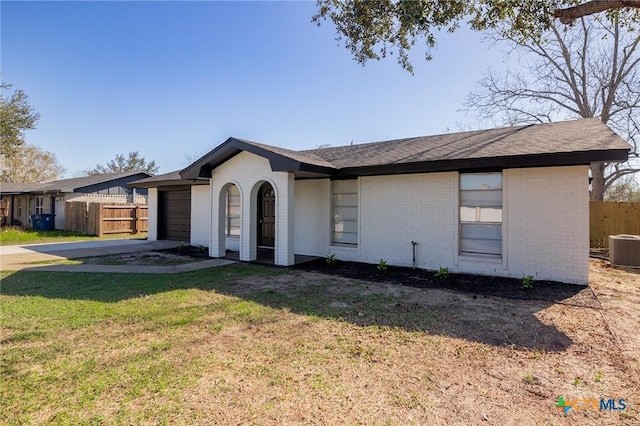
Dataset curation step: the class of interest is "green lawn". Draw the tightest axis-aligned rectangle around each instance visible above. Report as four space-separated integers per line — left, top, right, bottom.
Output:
1 264 282 425
0 228 147 246
1 264 438 425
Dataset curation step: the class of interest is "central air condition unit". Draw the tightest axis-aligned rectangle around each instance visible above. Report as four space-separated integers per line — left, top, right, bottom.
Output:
609 234 640 268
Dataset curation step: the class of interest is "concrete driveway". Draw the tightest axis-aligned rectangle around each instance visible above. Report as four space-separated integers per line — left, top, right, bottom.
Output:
0 239 180 271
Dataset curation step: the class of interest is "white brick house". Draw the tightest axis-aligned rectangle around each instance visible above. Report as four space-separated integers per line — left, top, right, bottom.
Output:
131 119 630 284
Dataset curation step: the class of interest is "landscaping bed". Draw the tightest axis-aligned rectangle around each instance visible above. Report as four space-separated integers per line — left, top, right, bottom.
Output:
151 246 597 307
295 258 598 307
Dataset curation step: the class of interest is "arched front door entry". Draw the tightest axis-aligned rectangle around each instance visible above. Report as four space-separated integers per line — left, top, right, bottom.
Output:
258 182 275 247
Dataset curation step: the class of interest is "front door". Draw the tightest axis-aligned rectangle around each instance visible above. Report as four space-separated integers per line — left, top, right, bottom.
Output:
258 182 275 247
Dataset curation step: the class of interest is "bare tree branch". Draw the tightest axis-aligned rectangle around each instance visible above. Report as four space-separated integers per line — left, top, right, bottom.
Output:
464 13 639 200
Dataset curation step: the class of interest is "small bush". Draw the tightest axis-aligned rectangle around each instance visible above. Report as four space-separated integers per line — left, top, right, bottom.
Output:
435 267 449 280
326 253 337 266
377 259 388 273
521 275 534 290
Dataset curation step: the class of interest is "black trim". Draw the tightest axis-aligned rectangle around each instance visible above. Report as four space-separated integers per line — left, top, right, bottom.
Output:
129 179 209 189
158 185 193 192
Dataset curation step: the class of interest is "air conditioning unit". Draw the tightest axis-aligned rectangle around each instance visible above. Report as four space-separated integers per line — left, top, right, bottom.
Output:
609 235 640 268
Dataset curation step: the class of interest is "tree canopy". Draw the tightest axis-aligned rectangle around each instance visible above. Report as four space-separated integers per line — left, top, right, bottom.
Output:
0 143 65 183
0 83 40 159
85 151 159 176
313 0 640 73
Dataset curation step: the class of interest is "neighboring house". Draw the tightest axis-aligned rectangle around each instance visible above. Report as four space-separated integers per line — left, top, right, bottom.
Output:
130 119 630 284
0 171 151 229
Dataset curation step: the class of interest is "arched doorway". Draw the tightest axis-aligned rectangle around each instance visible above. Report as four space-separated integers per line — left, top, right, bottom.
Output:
257 182 275 248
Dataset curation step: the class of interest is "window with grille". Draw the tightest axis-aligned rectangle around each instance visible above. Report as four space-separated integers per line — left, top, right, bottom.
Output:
332 180 358 245
459 173 502 256
226 185 240 236
35 196 44 214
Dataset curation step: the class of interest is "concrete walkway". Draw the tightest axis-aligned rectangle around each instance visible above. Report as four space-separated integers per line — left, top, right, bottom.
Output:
1 239 235 273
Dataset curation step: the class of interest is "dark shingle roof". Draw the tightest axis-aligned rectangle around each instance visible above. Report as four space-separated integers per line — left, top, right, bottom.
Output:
46 171 153 192
1 171 153 194
304 118 629 169
128 170 209 188
179 118 629 180
233 138 336 169
0 183 44 194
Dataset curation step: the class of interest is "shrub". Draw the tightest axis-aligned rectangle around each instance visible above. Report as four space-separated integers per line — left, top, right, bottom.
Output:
521 275 534 290
435 267 449 280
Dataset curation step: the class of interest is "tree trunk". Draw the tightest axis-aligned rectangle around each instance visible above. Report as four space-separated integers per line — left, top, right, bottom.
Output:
554 1 640 24
590 162 606 201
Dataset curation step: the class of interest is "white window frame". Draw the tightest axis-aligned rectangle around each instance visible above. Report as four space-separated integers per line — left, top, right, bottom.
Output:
35 196 44 215
459 172 503 257
331 179 358 246
225 185 240 237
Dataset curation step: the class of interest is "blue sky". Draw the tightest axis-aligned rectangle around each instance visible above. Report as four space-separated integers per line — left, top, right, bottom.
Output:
2 1 506 177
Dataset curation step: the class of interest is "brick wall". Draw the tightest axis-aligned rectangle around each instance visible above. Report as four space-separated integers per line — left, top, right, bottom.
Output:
357 172 458 268
504 166 589 284
147 188 158 241
294 179 330 256
190 185 211 248
303 166 589 284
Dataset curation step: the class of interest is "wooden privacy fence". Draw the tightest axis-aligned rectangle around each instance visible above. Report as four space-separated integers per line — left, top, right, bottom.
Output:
590 201 640 248
65 202 148 237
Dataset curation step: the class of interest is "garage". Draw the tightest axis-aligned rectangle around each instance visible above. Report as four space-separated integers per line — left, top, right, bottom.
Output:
158 187 191 241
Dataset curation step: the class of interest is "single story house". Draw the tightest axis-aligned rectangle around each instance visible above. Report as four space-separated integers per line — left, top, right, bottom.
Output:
130 118 630 284
0 171 151 229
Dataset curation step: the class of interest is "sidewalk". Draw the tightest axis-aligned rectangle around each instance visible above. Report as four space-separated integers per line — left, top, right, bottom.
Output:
16 258 235 274
1 239 235 273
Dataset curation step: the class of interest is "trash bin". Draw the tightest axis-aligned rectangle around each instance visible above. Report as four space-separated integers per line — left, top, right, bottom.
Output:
30 214 41 230
41 214 55 230
30 214 55 231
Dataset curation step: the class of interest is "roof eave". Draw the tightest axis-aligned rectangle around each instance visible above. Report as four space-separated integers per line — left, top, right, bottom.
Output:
180 137 335 179
333 149 630 178
127 178 209 189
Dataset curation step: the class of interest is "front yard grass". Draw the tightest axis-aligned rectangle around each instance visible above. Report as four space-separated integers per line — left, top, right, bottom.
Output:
0 228 147 246
1 262 638 425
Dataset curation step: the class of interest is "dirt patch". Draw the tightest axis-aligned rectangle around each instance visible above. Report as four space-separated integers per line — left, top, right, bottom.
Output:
179 261 640 424
153 245 211 259
80 251 202 266
79 245 214 266
589 259 640 376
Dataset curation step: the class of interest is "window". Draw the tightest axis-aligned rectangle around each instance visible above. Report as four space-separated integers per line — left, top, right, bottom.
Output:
226 185 240 236
332 179 358 245
35 196 44 214
459 173 502 256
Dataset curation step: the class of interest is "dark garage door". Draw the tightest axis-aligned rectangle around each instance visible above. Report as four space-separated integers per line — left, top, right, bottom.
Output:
159 188 191 241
